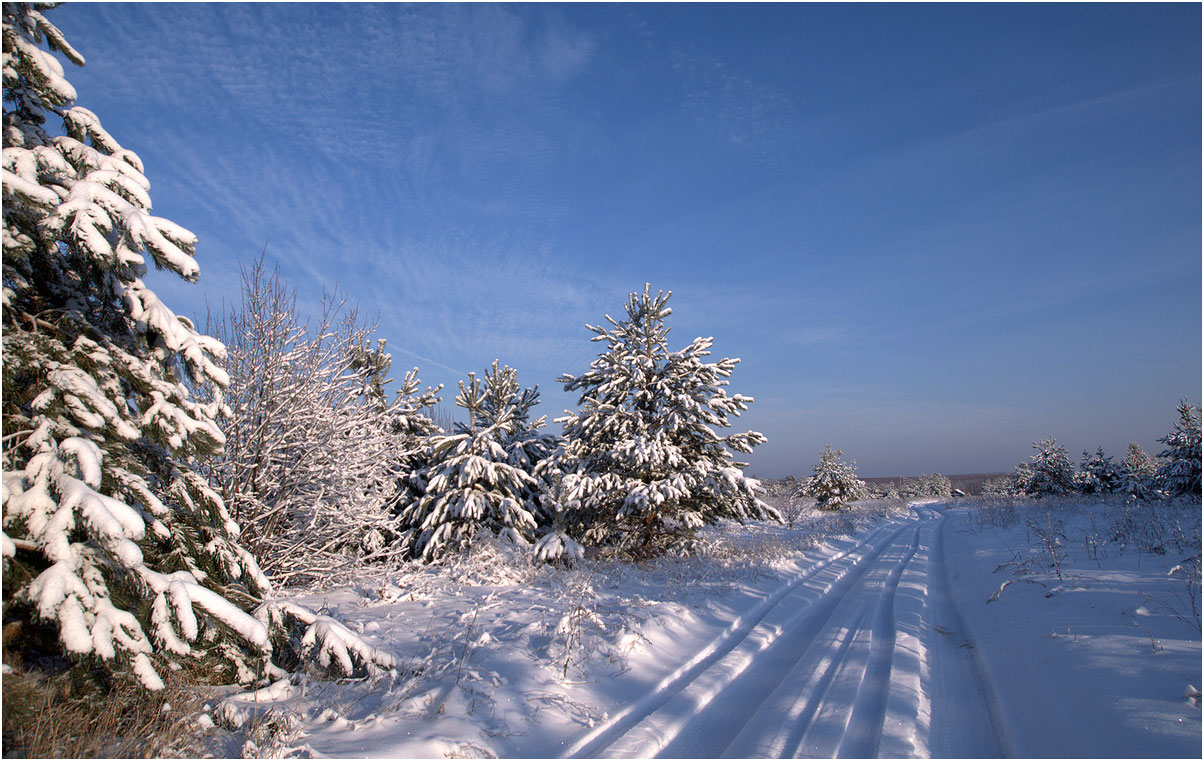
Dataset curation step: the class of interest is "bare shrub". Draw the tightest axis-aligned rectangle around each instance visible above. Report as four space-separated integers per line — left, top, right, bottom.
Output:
1112 497 1203 631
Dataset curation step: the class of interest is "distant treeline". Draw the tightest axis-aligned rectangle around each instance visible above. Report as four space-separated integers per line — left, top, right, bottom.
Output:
862 473 1008 496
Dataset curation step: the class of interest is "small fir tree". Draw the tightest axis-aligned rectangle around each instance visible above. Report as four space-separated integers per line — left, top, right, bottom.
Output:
1155 398 1202 498
397 367 540 562
803 444 867 511
1010 461 1035 495
1025 437 1076 496
1119 441 1158 500
478 360 559 526
1076 447 1122 495
555 285 776 558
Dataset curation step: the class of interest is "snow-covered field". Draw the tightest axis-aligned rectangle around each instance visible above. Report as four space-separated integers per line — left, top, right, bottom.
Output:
201 498 1201 758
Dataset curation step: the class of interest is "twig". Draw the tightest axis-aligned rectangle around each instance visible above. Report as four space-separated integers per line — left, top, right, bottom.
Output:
986 578 1046 604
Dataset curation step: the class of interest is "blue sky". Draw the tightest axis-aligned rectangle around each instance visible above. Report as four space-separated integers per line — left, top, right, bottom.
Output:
52 3 1200 478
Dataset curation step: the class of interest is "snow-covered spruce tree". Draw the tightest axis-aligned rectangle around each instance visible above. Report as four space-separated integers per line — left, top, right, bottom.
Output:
204 259 441 584
1 5 391 689
803 444 867 511
1025 437 1076 497
397 368 540 562
1076 447 1122 495
1119 441 1158 500
1155 398 1202 499
555 285 777 559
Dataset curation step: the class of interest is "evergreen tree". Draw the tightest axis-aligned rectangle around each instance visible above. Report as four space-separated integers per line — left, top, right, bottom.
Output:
802 444 866 510
1155 398 1202 498
478 360 559 526
1119 441 1158 500
1076 447 1122 494
397 367 540 562
918 472 952 498
981 476 1017 497
1 4 390 689
1010 461 1035 495
1025 437 1076 496
555 285 776 558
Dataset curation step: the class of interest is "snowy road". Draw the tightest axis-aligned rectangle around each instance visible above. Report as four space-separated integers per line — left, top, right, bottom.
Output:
563 505 1007 758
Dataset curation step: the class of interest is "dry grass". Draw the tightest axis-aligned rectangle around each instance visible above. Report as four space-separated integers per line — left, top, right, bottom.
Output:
2 658 214 759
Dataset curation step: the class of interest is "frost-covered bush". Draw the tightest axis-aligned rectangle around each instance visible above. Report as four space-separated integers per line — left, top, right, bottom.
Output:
1022 438 1076 497
397 366 543 562
204 259 441 584
554 285 777 559
803 444 866 511
1155 398 1201 499
0 4 389 689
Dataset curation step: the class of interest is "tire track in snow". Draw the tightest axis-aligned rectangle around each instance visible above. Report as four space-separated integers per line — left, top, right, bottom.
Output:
658 532 915 759
926 505 1010 758
728 602 870 758
836 523 922 758
562 520 911 759
774 520 926 759
718 522 925 759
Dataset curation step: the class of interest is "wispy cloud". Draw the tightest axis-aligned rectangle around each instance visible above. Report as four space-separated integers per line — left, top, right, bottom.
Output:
668 44 796 163
59 3 614 387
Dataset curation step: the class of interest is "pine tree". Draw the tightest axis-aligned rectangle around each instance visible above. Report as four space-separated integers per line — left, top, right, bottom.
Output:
1119 441 1158 500
981 476 1016 497
397 367 540 562
918 472 952 498
1076 447 1122 495
1010 461 1035 495
803 444 867 511
1155 398 1202 499
555 285 776 558
478 360 559 526
1025 437 1076 496
1 4 390 689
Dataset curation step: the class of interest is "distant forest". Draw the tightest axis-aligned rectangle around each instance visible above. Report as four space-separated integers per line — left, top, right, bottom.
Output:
862 473 1007 496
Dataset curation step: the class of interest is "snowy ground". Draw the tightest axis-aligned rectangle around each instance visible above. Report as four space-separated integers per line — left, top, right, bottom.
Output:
199 497 1201 758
